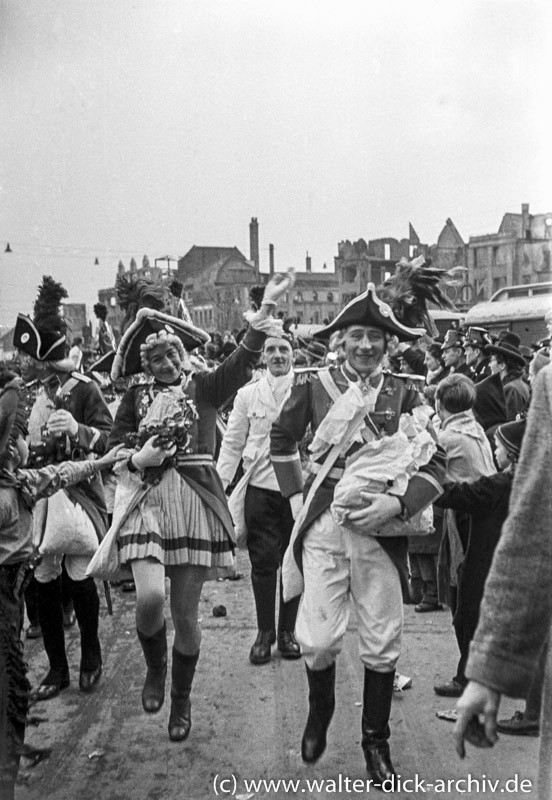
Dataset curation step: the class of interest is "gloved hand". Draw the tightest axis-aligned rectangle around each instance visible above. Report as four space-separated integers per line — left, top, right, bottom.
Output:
245 269 295 330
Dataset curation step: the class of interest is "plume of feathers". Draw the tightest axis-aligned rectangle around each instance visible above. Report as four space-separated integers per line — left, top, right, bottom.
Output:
93 302 108 320
249 285 266 311
379 256 455 337
33 276 68 333
168 279 184 298
116 274 165 333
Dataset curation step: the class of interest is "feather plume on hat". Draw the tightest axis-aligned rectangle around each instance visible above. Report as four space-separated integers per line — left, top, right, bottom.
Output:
168 279 194 324
33 275 68 334
379 256 455 338
116 274 165 334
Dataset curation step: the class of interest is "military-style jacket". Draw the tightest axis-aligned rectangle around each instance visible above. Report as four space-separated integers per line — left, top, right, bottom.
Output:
270 365 447 600
28 372 113 536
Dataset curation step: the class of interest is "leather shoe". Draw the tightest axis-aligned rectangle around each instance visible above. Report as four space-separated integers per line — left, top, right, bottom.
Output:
433 678 464 697
79 664 102 693
277 631 301 660
249 630 276 665
168 697 192 742
414 601 443 613
26 623 42 640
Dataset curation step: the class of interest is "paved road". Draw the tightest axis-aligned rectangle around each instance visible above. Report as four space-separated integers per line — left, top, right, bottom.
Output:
18 564 539 800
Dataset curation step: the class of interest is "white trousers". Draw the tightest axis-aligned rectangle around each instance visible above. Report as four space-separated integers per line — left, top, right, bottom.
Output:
296 510 403 672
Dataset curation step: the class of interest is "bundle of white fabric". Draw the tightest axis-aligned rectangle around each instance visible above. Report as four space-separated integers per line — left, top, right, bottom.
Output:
331 405 437 537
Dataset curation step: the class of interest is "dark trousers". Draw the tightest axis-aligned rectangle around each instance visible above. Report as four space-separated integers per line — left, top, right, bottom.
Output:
244 484 299 633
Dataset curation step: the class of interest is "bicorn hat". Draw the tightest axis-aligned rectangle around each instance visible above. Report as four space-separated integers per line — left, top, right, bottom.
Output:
464 327 492 350
313 284 425 342
87 349 116 375
111 308 210 380
441 329 465 350
13 276 71 365
485 331 525 368
495 418 527 459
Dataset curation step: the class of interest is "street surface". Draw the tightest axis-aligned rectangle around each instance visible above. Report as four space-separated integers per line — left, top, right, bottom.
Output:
18 558 539 800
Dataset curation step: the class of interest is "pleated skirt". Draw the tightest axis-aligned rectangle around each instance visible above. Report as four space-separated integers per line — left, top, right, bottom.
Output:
117 467 234 571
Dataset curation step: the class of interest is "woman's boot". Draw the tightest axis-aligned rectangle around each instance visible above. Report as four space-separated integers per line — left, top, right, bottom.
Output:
137 623 167 713
168 648 199 741
301 663 336 763
361 667 396 784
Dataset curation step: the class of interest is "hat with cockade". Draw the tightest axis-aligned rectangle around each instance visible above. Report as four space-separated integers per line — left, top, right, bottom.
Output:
314 256 456 343
13 276 74 368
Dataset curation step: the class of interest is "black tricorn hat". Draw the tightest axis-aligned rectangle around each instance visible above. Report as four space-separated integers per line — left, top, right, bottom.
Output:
485 331 525 368
87 349 116 374
13 314 67 361
111 308 210 380
12 276 70 364
313 284 424 342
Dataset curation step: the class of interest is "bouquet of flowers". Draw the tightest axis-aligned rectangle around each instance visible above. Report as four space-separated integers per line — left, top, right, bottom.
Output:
123 402 198 485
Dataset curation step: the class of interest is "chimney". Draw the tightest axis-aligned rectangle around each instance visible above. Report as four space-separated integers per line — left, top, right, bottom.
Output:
521 203 530 239
306 251 312 273
269 243 274 275
249 217 259 272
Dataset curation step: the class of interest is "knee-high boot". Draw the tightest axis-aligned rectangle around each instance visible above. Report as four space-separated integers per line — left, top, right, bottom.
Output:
361 668 396 784
301 663 336 763
136 623 167 713
168 648 199 742
36 577 69 685
70 576 102 691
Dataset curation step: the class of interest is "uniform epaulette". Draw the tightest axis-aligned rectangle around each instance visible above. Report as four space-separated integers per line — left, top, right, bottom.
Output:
293 367 321 385
72 372 92 383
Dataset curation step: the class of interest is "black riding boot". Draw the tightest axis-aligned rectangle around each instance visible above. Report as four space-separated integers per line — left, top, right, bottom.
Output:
168 648 199 742
36 577 70 687
301 663 336 763
250 573 277 664
361 668 396 785
71 576 102 691
136 623 167 713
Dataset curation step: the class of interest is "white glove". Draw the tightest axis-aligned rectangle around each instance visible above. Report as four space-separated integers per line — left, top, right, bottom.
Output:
245 269 296 330
288 493 303 520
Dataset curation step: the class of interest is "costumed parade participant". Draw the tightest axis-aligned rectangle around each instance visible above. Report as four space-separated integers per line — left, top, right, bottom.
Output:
100 270 294 742
270 259 449 783
0 371 123 800
93 302 117 356
12 276 113 701
217 327 301 665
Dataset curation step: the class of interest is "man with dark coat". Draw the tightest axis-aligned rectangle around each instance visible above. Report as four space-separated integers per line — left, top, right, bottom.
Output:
486 331 530 420
13 277 113 701
441 329 473 378
463 327 492 383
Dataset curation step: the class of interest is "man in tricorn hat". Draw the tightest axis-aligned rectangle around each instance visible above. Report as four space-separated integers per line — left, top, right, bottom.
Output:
463 327 492 383
486 331 530 419
270 280 448 782
12 276 113 701
441 329 472 377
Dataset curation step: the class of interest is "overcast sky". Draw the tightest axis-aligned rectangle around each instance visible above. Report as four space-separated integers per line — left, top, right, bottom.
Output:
1 0 550 329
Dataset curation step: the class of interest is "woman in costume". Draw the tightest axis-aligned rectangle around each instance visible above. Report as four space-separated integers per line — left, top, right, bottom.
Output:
105 272 292 742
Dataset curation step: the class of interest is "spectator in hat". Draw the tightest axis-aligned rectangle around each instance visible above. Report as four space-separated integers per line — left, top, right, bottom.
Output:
433 417 526 709
463 328 492 383
486 331 530 419
441 330 472 377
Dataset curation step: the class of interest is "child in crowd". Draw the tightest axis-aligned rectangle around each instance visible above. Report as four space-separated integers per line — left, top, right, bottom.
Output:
433 374 495 697
433 418 526 719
